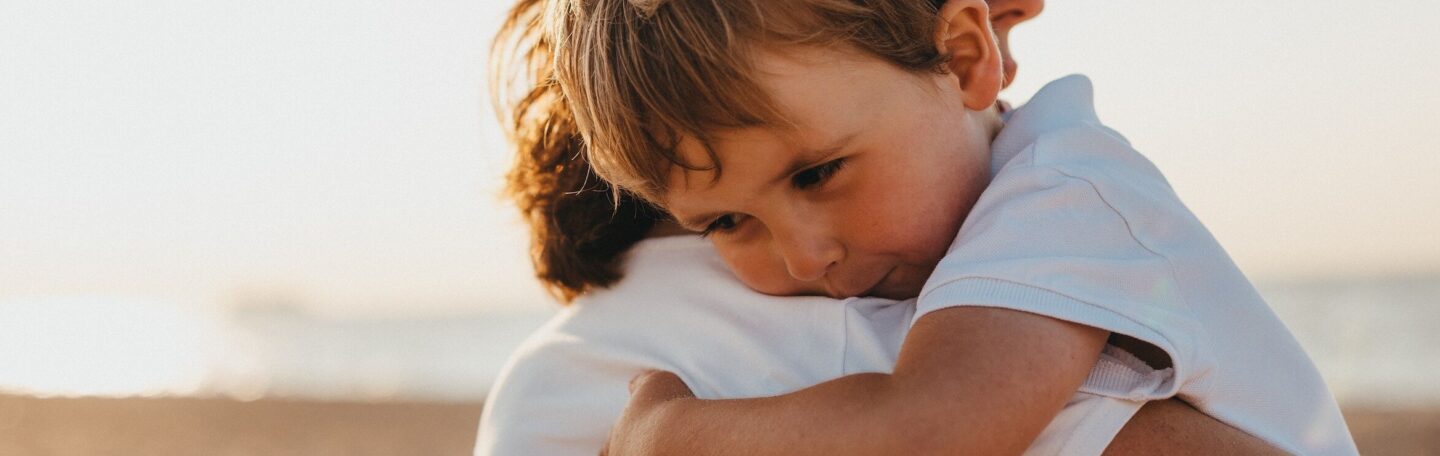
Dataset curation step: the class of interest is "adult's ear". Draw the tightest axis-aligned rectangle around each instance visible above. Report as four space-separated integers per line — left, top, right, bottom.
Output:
935 0 1004 111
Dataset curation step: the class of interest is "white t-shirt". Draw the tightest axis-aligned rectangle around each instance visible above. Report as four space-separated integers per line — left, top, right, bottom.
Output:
476 74 1357 455
476 236 1147 456
917 74 1356 454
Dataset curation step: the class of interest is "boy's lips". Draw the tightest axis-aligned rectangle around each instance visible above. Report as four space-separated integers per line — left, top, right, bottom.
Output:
827 266 894 299
859 267 898 298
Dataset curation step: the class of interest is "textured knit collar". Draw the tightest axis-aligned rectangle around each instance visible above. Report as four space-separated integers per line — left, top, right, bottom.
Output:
990 74 1102 176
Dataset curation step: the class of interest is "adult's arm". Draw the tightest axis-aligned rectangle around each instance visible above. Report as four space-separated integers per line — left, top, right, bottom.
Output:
1105 399 1285 455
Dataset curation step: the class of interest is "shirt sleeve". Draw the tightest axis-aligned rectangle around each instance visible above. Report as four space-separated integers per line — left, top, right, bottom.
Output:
916 127 1208 401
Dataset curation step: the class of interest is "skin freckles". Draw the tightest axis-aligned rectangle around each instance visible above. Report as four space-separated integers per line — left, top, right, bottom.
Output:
663 45 1000 300
660 0 1042 301
604 1 1287 454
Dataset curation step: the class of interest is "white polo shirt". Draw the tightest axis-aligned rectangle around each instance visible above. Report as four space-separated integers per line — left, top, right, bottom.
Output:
476 236 1148 456
918 74 1356 454
475 75 1357 456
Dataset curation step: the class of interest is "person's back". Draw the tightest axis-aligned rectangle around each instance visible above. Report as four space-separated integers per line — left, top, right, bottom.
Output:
476 236 854 454
479 236 1195 455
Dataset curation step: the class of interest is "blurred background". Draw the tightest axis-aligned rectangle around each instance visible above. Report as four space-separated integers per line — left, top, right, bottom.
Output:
1 0 1437 454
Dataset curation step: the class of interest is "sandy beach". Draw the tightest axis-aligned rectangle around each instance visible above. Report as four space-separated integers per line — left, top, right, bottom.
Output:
0 394 1435 455
0 395 482 456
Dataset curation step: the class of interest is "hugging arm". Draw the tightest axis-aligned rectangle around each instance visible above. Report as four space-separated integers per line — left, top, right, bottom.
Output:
603 306 1108 455
604 307 1286 455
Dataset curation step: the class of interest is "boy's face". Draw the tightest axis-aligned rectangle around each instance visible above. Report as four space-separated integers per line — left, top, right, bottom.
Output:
664 45 996 300
661 0 1040 300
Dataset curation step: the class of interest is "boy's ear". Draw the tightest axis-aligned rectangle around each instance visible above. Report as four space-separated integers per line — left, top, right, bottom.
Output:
935 0 1003 111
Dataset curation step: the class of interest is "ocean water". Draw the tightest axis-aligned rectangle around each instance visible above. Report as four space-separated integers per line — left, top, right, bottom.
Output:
1 276 1436 406
1258 276 1440 407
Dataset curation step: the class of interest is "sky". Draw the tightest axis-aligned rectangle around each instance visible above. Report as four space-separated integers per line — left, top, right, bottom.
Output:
2 0 1437 317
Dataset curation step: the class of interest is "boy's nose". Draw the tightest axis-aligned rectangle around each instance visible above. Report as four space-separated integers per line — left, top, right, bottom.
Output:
773 228 843 283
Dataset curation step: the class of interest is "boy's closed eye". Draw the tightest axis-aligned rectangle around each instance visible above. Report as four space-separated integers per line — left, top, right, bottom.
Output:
700 214 744 238
790 157 847 189
699 158 849 238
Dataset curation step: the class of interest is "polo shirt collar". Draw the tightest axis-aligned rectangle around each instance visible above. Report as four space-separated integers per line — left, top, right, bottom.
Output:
991 74 1101 175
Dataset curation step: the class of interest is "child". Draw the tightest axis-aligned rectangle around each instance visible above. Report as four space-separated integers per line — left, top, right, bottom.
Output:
479 0 1303 454
544 0 1358 454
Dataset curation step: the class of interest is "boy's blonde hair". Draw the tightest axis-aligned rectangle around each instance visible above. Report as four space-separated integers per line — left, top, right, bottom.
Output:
548 0 950 203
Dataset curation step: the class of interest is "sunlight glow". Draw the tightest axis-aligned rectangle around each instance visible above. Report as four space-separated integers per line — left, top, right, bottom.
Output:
0 296 222 397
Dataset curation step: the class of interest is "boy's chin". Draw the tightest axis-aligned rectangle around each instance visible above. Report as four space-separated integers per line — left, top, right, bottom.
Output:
862 268 925 301
867 287 922 301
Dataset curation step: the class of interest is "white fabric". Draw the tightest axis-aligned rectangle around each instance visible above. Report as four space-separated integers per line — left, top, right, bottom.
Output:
475 235 1144 456
476 74 1358 456
918 74 1357 454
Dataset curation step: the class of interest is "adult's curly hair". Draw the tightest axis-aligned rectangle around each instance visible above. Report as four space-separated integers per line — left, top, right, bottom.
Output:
491 0 663 303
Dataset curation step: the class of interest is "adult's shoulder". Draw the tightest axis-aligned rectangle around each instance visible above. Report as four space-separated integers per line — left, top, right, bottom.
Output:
485 232 846 395
542 235 849 385
475 305 645 456
483 236 732 402
553 235 746 339
478 235 854 455
475 243 713 456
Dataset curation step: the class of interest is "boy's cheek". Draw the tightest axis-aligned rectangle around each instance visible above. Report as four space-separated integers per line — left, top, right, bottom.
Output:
716 242 824 297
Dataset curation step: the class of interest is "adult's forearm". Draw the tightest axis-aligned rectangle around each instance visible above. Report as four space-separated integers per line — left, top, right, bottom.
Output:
1105 399 1287 455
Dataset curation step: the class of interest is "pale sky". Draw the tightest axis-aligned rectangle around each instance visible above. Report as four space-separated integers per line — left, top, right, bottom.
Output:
2 0 1437 316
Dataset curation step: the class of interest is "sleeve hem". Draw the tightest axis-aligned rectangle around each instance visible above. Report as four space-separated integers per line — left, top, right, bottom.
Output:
916 276 1185 399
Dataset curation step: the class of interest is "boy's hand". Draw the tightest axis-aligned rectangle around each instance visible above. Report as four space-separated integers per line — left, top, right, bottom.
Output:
599 370 697 456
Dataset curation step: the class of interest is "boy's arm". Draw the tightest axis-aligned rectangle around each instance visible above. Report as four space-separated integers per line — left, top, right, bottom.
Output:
602 306 1108 456
603 308 1288 456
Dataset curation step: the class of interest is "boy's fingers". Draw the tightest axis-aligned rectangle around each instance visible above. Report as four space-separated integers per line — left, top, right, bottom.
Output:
628 370 694 403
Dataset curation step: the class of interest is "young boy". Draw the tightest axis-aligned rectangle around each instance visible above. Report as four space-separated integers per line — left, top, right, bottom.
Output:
547 0 1357 454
